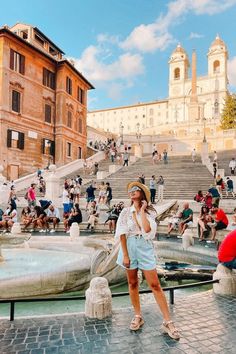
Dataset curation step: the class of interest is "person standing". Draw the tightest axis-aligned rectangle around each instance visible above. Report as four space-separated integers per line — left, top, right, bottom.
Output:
115 181 180 339
157 175 164 203
229 158 236 175
225 177 235 198
149 175 157 204
212 161 218 179
213 150 218 163
27 183 37 207
191 148 196 162
105 182 113 207
163 149 168 164
123 150 129 166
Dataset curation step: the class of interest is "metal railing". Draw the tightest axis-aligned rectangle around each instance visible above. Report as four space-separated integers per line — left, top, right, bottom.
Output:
0 279 219 321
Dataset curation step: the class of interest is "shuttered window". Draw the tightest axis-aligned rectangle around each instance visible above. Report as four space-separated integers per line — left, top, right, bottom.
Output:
45 104 52 123
66 77 72 95
10 49 25 75
12 90 21 113
67 111 72 128
41 139 55 156
67 142 72 157
77 87 84 104
43 68 55 89
7 129 24 150
78 118 83 133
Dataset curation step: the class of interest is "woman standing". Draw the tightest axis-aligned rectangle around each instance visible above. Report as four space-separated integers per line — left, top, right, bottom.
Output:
8 186 19 210
215 174 223 198
115 181 180 339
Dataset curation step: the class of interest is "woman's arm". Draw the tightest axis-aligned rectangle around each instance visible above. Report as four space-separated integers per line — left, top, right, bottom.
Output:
120 234 130 268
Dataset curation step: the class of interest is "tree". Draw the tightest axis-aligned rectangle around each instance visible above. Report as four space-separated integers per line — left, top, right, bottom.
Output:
220 93 236 129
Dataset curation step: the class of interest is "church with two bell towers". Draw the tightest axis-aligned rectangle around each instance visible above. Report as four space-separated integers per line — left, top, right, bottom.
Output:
88 36 232 152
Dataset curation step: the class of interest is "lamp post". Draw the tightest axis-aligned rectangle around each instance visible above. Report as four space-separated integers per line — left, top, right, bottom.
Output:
136 122 142 145
119 122 124 145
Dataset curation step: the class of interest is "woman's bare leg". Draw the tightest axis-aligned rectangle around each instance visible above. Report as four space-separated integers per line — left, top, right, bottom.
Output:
142 269 170 321
126 269 141 316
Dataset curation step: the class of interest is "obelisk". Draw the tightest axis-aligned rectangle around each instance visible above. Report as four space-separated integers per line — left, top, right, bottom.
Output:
188 50 200 121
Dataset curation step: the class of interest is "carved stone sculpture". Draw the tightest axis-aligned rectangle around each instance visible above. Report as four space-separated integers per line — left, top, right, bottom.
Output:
213 264 236 296
85 277 112 319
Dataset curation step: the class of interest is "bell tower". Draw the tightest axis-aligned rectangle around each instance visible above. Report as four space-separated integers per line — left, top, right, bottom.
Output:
168 44 189 98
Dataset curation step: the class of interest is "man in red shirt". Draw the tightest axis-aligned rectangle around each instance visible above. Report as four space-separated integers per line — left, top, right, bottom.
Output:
218 230 236 269
210 204 228 242
27 183 36 207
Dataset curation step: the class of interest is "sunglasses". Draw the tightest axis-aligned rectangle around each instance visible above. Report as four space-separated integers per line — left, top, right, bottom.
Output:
128 186 141 193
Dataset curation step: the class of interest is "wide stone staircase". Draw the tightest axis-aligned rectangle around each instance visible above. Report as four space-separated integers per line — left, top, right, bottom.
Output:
17 154 215 201
99 155 214 200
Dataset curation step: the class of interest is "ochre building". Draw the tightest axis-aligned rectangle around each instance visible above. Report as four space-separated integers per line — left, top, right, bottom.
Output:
0 23 93 180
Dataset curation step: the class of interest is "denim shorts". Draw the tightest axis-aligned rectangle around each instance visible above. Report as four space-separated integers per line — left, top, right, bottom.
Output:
116 235 156 270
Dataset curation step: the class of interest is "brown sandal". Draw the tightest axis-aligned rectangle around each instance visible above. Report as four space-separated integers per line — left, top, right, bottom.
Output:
130 315 144 331
161 320 180 340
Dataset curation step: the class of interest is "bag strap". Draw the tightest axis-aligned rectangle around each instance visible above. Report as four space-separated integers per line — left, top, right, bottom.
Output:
132 211 142 232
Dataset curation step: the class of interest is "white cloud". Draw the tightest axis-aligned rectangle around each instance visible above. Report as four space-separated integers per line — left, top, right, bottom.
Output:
120 0 236 52
188 32 204 39
228 56 236 87
69 46 144 83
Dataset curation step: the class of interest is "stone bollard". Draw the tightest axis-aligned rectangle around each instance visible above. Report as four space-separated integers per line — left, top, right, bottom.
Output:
182 228 194 250
85 277 112 319
213 264 236 296
11 222 22 235
70 222 80 240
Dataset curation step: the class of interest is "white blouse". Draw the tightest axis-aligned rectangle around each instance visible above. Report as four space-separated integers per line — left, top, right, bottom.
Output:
115 205 157 240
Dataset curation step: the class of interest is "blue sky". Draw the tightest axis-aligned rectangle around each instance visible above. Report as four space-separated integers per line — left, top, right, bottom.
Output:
1 0 236 110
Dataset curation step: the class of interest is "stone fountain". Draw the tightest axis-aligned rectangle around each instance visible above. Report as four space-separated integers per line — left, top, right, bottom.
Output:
0 223 31 262
0 201 177 298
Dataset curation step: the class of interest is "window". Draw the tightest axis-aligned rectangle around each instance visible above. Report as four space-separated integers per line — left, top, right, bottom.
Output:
43 68 55 90
7 129 24 150
77 87 84 103
67 111 72 128
67 142 72 157
41 139 55 155
78 118 83 133
12 90 21 113
213 60 220 73
10 49 25 74
78 147 82 159
149 117 153 126
149 109 154 115
45 104 52 123
174 67 180 79
66 77 72 95
35 33 44 47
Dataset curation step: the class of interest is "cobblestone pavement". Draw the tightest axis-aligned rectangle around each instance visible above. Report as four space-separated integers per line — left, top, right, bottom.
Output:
0 291 235 354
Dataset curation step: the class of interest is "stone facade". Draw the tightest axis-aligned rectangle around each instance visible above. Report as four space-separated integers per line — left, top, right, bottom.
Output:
0 23 94 180
87 36 229 153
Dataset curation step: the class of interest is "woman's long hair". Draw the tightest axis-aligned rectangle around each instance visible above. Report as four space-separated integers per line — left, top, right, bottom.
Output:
130 189 156 214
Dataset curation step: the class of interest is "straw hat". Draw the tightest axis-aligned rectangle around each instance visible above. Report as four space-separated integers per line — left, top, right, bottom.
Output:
127 181 151 203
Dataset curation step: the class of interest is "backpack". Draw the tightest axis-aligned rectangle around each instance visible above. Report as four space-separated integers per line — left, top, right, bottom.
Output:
24 191 29 200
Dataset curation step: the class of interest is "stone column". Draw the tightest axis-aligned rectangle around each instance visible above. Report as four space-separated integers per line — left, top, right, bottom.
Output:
0 165 9 206
44 165 60 202
213 264 236 296
134 144 143 158
201 141 209 164
85 277 112 319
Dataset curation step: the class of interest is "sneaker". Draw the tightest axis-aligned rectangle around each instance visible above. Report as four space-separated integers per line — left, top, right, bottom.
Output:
177 235 182 239
66 230 70 233
39 229 44 233
50 229 55 233
30 229 34 232
206 240 215 243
